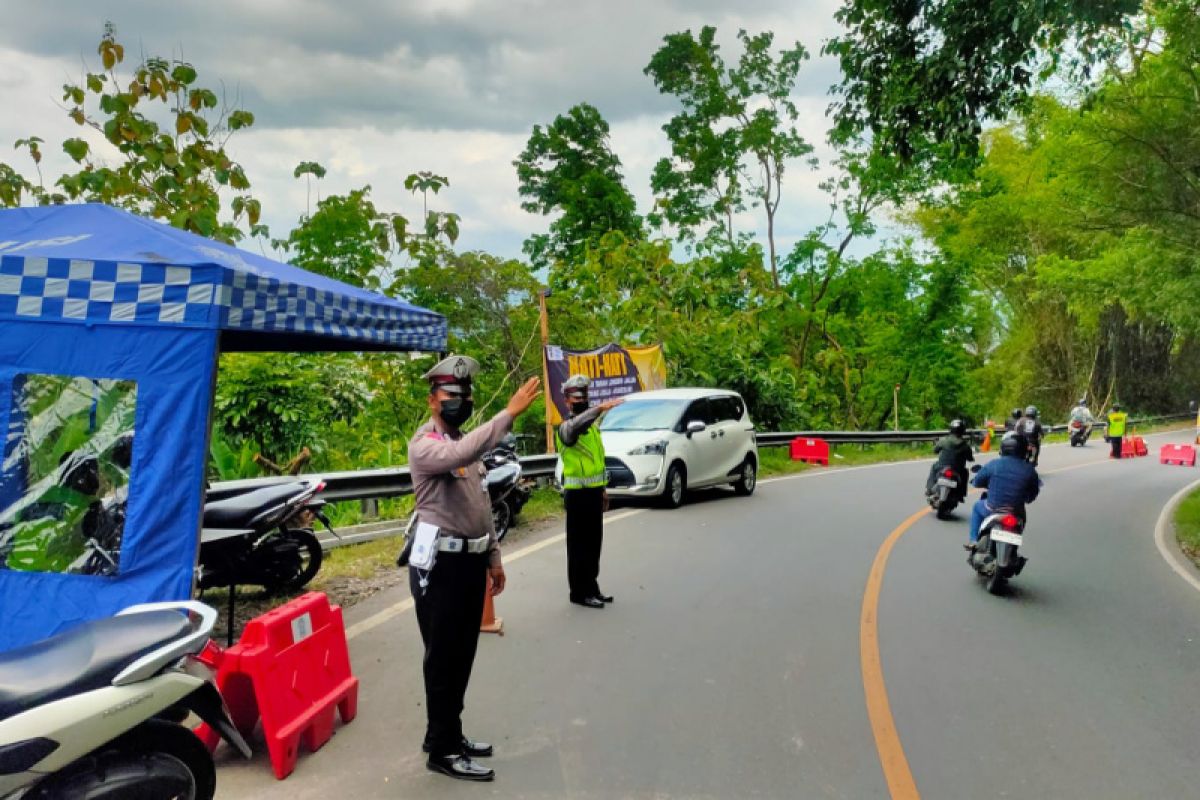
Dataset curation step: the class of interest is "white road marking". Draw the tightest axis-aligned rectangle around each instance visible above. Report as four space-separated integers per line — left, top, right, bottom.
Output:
1153 477 1200 595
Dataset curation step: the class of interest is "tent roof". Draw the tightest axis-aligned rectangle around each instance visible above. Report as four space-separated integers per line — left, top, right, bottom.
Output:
0 204 447 352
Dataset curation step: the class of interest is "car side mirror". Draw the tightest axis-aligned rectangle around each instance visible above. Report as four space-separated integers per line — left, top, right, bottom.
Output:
686 420 706 437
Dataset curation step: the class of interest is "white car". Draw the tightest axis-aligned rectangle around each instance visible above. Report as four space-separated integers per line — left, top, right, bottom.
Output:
598 388 758 508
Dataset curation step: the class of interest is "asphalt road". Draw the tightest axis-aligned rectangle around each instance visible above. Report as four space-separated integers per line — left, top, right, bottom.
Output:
216 429 1200 799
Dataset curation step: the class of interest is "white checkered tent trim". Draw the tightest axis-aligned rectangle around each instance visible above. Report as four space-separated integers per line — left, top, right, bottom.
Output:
0 255 446 349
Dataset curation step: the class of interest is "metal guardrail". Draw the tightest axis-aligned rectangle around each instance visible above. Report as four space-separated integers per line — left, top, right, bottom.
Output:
210 413 1194 506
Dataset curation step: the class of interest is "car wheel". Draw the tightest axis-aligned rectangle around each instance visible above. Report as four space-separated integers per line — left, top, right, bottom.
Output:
733 456 756 496
661 463 686 509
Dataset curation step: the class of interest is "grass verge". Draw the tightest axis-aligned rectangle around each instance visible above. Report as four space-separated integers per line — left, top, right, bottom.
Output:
1175 486 1200 569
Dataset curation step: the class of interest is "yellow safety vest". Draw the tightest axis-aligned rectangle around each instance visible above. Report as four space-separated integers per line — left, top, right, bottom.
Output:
556 426 607 490
1108 411 1128 438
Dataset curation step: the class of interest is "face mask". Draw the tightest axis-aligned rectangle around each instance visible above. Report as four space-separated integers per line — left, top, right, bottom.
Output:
439 398 473 427
570 400 589 415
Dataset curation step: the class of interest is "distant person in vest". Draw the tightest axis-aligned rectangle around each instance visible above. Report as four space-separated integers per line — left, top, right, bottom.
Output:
1107 403 1128 459
557 374 623 609
408 355 541 782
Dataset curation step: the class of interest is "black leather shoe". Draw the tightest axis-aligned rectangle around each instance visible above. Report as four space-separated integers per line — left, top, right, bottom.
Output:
571 596 605 609
426 754 495 782
423 737 493 758
595 592 613 603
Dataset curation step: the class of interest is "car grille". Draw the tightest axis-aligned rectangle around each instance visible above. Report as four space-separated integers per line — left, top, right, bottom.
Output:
605 457 636 489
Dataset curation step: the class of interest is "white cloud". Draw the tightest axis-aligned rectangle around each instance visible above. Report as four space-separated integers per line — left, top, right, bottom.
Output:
0 1 881 263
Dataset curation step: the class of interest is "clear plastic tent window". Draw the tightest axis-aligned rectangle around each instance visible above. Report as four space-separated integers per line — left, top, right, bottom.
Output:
0 375 136 577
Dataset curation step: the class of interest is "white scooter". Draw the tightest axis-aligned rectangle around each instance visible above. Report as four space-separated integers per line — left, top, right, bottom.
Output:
0 601 249 799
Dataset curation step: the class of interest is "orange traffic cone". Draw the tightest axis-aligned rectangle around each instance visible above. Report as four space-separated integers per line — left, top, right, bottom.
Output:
480 570 504 635
981 421 994 453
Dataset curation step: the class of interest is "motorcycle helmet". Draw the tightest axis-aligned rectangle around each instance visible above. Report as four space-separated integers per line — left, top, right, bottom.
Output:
1011 408 1023 420
1025 405 1039 419
1078 397 1088 406
999 432 1028 458
949 419 966 436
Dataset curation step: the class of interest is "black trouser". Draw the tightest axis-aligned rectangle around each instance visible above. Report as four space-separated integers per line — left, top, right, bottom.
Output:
409 551 488 756
1110 435 1123 458
564 486 604 600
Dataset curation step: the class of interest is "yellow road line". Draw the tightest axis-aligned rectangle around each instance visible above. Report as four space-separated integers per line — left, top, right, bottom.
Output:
861 506 928 800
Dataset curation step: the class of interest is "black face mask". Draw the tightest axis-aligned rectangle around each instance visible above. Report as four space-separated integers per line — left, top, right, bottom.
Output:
570 400 589 415
439 398 473 428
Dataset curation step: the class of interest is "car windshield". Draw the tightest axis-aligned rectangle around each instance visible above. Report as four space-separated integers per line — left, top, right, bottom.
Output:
600 399 688 431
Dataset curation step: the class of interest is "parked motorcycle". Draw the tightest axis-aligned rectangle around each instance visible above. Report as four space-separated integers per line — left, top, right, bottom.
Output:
0 601 250 799
967 495 1028 595
199 479 335 592
482 436 530 543
1069 419 1092 446
925 466 965 519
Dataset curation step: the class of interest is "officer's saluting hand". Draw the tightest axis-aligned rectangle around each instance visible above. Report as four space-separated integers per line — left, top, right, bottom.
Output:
407 356 540 782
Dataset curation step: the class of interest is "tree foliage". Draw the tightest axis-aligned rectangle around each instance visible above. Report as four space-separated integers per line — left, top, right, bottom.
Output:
1 23 262 242
645 27 813 285
515 103 642 271
826 0 1142 169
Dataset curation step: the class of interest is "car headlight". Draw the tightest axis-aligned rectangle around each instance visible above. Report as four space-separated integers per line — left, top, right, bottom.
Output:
628 439 668 456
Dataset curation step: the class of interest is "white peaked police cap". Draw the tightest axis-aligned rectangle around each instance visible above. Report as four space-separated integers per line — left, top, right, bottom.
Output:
561 374 590 394
423 355 480 394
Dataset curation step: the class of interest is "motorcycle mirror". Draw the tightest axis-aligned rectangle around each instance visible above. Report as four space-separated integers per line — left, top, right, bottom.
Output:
970 464 982 474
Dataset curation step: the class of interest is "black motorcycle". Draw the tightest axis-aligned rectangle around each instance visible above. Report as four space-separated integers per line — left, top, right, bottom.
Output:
967 493 1028 595
1068 419 1092 446
925 466 965 519
198 479 334 592
482 436 530 543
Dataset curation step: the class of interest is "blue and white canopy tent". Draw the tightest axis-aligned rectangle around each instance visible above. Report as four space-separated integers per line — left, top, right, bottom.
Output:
0 203 447 650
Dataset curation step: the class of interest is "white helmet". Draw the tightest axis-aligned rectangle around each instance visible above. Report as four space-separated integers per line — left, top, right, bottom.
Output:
561 374 590 394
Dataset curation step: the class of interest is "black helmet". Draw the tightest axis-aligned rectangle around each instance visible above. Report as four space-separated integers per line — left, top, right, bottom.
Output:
1000 432 1028 458
949 419 966 436
1112 403 1121 412
1011 408 1023 419
1025 405 1039 419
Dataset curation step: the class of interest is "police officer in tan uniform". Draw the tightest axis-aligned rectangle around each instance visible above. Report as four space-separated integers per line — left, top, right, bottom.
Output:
408 355 540 782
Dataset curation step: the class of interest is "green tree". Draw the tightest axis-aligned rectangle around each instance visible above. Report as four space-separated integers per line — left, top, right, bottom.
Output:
514 103 642 271
645 26 812 285
1 24 262 242
825 0 1141 168
278 186 398 290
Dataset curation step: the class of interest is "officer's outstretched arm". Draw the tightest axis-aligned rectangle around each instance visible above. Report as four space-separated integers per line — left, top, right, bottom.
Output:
411 412 514 473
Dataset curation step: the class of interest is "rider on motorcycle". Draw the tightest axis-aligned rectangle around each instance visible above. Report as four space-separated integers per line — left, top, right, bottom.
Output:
1018 405 1044 466
966 433 1040 548
1069 398 1094 426
1004 408 1023 433
926 419 974 500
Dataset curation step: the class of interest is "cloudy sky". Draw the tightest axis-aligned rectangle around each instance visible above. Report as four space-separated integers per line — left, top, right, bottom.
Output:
0 0 871 262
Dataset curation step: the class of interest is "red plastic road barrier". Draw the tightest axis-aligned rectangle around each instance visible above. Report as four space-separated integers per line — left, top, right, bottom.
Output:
196 592 358 780
1120 437 1138 458
1133 436 1148 457
1160 443 1197 466
790 437 830 466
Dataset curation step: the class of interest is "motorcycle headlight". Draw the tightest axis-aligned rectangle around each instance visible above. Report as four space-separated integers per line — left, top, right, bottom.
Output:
628 439 668 456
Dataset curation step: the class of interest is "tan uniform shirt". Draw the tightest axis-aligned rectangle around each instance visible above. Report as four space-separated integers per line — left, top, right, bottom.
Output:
408 411 513 568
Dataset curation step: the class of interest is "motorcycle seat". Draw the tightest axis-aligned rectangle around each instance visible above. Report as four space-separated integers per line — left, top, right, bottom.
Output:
485 463 520 487
203 483 305 528
0 610 193 721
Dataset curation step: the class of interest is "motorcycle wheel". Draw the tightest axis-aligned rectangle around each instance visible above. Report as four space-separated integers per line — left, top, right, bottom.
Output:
262 528 323 593
493 500 513 543
986 567 1005 595
30 720 215 800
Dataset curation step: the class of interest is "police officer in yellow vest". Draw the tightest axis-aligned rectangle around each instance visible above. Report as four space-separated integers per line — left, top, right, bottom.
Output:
557 374 623 608
1107 403 1128 459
